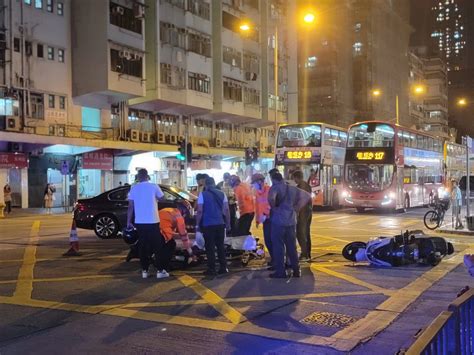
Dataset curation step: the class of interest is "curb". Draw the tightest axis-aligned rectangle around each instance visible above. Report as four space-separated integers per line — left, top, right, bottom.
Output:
437 229 474 236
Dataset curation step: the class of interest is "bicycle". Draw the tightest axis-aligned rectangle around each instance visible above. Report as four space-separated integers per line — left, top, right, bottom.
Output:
423 197 451 230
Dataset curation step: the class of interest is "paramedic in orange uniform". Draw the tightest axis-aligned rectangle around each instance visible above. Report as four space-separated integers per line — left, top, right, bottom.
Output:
157 207 195 271
230 175 255 236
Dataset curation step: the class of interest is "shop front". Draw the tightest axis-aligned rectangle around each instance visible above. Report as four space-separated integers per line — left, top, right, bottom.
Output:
0 152 29 208
79 150 114 198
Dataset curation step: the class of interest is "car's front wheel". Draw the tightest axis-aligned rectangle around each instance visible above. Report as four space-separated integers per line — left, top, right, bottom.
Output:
94 215 119 239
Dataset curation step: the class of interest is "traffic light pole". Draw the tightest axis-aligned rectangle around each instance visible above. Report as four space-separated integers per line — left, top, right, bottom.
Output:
183 124 189 190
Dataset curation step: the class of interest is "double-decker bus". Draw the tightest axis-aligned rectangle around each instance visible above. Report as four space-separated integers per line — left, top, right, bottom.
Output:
343 121 444 212
444 142 466 182
275 122 347 207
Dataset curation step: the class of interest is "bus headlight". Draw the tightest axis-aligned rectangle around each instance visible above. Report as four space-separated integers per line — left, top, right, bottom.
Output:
389 192 396 199
342 190 349 198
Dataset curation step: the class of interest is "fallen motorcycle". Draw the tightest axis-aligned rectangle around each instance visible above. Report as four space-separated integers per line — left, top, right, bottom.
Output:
342 230 454 267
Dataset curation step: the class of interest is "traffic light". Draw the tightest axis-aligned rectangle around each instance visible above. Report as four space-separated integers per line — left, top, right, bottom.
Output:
186 142 193 162
177 139 186 161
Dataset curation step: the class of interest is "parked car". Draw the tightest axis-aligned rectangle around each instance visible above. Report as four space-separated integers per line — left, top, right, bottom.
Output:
73 184 197 239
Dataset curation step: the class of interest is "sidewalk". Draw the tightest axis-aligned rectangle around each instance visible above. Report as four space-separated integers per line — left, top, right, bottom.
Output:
1 207 71 218
436 204 474 235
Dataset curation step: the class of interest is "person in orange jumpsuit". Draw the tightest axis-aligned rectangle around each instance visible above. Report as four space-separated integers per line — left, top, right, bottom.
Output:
230 175 255 236
251 173 272 265
156 207 195 273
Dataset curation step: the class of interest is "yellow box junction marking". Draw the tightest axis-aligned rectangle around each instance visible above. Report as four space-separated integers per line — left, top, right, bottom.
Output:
177 274 247 325
13 220 40 300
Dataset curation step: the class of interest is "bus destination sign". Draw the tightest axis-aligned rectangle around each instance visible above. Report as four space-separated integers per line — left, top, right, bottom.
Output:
286 150 312 160
345 148 394 163
355 151 385 161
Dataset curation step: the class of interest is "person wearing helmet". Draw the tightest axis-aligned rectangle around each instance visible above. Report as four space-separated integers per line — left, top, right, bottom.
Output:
252 173 272 264
230 175 255 236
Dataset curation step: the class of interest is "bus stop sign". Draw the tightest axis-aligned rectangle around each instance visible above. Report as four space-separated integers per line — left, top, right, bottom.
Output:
60 160 69 175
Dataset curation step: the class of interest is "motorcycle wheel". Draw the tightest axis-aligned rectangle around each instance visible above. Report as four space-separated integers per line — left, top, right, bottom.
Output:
423 210 440 230
342 241 367 262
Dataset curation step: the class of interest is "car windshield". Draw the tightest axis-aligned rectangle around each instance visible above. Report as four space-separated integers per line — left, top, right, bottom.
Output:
169 186 197 200
348 123 395 148
277 124 321 148
346 164 394 192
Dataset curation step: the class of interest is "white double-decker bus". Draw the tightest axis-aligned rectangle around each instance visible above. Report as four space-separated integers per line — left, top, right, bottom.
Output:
275 122 347 208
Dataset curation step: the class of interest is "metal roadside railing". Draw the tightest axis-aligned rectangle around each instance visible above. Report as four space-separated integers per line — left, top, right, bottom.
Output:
406 288 473 355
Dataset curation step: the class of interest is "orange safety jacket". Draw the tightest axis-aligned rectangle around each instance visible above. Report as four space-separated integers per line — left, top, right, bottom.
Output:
159 208 190 249
234 182 255 215
254 184 270 224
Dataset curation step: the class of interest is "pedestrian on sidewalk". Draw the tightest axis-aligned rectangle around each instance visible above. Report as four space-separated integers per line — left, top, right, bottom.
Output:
230 175 255 236
451 179 464 230
292 170 313 262
126 168 167 279
268 172 311 278
3 183 12 215
44 183 56 214
252 173 273 265
195 177 231 276
218 172 237 234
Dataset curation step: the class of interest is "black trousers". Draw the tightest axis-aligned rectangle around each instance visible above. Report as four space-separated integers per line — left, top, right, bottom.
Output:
156 239 176 271
136 223 164 271
235 212 255 236
229 203 237 233
5 201 11 213
296 206 313 258
202 224 226 271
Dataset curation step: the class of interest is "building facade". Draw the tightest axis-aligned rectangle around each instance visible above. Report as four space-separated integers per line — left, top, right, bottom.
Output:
0 0 298 208
298 0 412 129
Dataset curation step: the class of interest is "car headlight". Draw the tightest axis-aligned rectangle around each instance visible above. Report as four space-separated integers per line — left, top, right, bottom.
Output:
342 190 349 198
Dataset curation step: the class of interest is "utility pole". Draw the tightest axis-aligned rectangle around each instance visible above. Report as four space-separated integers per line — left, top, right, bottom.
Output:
466 136 471 218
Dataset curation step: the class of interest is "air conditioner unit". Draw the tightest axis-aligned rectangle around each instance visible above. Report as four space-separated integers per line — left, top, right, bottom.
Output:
177 51 183 63
120 50 131 60
141 131 152 143
157 132 166 143
214 138 222 148
245 72 258 81
167 134 178 145
112 6 124 15
111 105 120 115
5 116 21 131
127 129 140 142
133 3 144 18
8 142 23 152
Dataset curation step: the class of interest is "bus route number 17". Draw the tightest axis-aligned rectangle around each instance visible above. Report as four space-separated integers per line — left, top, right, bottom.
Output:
356 151 385 160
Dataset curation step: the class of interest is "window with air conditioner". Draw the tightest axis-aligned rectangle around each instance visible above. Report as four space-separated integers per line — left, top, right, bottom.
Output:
110 49 143 78
224 79 242 102
244 88 260 105
109 2 142 34
187 0 210 20
187 31 211 57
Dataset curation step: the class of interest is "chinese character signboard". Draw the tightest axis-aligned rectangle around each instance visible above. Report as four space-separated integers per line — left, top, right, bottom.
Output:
83 151 114 170
0 152 28 169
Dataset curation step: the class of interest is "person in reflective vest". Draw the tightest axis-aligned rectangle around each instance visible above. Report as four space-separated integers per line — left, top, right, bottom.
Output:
230 175 255 236
251 173 273 265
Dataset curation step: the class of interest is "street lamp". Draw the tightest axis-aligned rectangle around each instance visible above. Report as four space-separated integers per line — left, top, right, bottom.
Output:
413 85 426 95
372 89 381 97
239 10 316 131
458 98 467 107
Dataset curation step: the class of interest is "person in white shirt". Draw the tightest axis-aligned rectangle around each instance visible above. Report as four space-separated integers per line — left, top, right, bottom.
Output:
126 169 166 279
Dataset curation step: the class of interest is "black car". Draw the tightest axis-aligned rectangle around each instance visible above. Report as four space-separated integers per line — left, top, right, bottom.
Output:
73 184 197 239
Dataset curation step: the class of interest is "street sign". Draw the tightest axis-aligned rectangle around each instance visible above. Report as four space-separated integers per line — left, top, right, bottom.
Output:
60 160 69 175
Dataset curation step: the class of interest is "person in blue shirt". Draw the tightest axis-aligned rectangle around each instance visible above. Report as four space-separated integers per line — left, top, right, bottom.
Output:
451 179 464 230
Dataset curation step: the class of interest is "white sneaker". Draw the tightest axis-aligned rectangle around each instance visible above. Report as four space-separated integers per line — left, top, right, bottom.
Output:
142 270 149 279
156 270 170 279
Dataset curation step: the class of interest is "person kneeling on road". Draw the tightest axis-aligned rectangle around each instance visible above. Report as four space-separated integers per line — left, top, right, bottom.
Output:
196 177 231 276
158 207 196 271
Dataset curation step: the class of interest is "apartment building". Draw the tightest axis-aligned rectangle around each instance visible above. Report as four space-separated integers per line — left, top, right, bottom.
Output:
298 0 412 128
0 0 297 208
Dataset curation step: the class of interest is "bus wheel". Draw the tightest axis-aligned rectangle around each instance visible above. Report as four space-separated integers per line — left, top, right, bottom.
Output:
404 195 410 210
356 207 365 213
331 191 340 209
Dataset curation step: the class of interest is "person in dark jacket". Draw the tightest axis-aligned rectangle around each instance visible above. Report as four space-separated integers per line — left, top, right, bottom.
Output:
196 177 231 276
268 172 311 278
292 170 313 261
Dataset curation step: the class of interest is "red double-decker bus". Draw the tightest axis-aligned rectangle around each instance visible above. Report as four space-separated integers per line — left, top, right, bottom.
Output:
342 121 445 212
